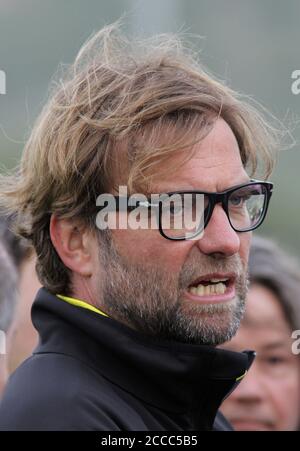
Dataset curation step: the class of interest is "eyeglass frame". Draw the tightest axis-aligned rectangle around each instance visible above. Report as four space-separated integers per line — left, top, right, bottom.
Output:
107 179 273 241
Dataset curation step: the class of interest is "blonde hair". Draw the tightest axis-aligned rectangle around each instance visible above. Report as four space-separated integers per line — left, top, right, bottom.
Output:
0 23 280 294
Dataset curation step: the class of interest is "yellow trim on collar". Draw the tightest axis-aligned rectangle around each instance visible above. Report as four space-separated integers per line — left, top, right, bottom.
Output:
236 370 247 382
57 294 109 317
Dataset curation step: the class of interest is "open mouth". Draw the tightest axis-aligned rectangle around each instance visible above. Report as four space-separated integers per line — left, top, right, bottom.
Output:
186 273 236 301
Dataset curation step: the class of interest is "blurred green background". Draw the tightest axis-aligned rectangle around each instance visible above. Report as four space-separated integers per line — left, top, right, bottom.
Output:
0 0 299 254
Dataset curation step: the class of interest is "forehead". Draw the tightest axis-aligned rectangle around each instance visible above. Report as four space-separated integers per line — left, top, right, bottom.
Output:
244 284 290 331
227 284 292 352
151 118 249 193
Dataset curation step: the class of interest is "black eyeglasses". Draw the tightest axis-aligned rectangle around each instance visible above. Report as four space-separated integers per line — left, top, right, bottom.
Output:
98 180 273 241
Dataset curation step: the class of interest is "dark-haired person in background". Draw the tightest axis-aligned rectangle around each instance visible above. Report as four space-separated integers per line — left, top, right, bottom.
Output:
221 236 300 431
0 24 278 430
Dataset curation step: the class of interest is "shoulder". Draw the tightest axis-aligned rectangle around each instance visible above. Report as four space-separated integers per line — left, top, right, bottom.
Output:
0 353 125 430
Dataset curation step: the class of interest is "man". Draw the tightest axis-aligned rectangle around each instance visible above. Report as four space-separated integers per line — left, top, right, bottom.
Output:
0 241 18 395
0 24 276 430
221 237 300 431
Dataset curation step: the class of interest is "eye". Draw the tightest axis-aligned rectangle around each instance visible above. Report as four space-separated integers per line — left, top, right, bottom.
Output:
169 202 183 215
265 356 286 366
161 194 185 216
229 194 249 207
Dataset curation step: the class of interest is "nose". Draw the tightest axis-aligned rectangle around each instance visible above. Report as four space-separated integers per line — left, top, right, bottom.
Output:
196 204 241 257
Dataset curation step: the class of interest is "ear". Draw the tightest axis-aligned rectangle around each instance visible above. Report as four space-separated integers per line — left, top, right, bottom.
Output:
50 215 95 277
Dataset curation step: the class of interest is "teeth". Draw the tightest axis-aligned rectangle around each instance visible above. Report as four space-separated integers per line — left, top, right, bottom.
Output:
197 285 205 296
210 278 228 283
216 283 226 294
188 282 227 296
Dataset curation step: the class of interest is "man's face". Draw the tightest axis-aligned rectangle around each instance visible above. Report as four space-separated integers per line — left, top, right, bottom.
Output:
96 118 251 344
220 284 300 431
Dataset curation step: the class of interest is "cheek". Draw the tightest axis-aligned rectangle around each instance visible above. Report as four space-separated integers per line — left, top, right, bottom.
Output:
111 228 193 271
239 233 251 267
271 375 300 430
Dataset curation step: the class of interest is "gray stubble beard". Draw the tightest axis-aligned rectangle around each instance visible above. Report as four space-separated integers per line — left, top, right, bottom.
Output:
98 232 248 345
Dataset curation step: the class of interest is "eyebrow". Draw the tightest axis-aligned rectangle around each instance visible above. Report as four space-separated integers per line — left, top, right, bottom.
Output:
242 317 289 330
260 342 291 352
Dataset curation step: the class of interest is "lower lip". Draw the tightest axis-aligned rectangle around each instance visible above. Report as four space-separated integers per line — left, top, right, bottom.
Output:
185 281 236 304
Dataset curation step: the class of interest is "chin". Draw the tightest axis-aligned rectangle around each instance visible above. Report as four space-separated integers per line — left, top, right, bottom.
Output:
179 306 242 346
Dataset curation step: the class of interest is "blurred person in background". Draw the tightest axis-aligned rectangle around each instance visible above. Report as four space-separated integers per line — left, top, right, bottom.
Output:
220 236 300 431
0 217 40 373
0 240 18 395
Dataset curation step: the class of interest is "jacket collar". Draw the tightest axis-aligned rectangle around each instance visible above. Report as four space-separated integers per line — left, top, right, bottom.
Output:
32 288 255 430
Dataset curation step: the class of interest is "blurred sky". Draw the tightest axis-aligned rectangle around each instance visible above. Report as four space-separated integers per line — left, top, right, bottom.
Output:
0 0 299 254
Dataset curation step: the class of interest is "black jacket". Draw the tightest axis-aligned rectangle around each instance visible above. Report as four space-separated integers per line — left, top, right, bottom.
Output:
0 288 255 431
